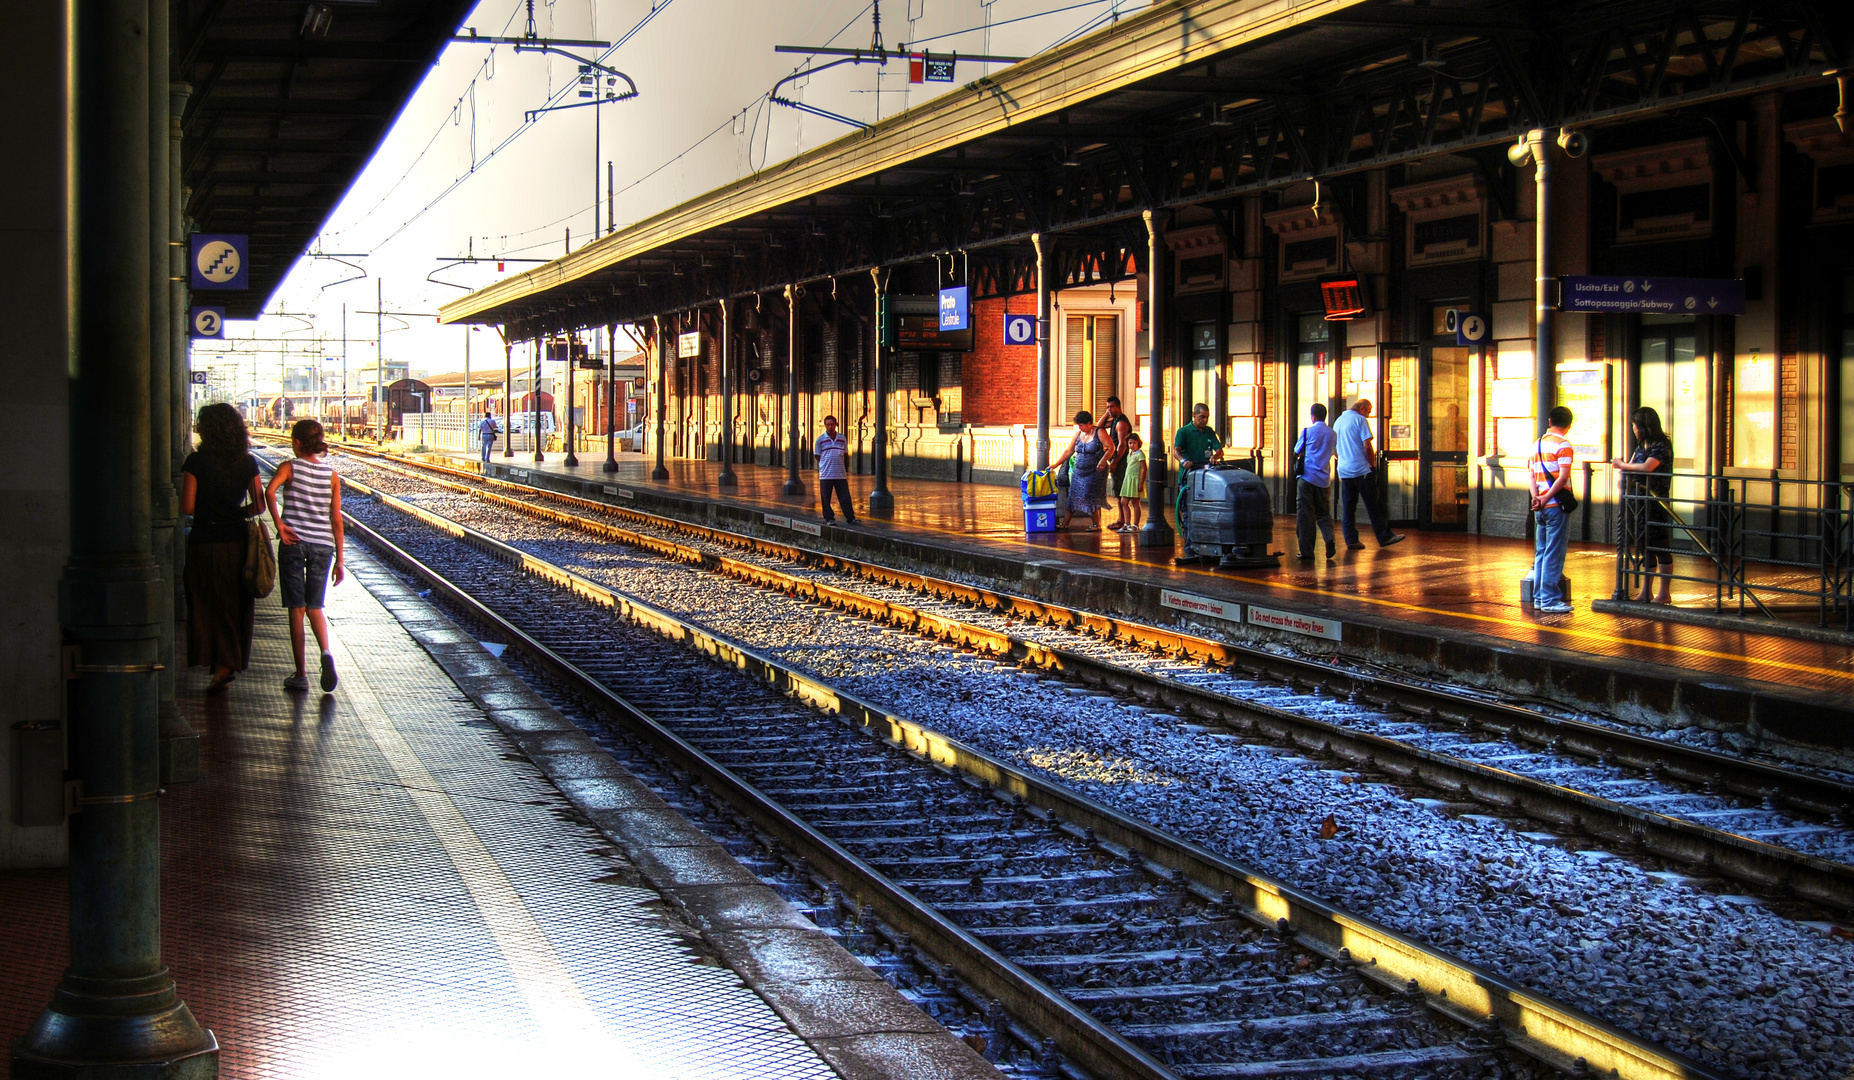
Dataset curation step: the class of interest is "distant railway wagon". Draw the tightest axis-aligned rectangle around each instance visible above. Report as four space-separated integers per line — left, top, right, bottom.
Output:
260 379 432 440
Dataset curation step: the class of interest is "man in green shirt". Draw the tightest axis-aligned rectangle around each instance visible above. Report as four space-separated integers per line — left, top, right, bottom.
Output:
1172 403 1225 470
1171 403 1224 551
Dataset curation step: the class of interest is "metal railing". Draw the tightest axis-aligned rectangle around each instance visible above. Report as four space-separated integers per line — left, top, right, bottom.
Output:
1612 471 1853 630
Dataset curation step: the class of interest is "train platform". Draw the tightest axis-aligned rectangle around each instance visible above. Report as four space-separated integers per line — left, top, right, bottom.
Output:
0 543 996 1080
435 446 1854 757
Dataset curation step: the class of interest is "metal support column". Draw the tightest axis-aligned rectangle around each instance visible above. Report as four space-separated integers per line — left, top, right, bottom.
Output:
783 285 804 495
532 336 545 462
374 279 384 445
15 0 218 1071
1139 209 1175 547
718 300 738 487
651 315 669 479
1033 232 1051 471
167 81 191 728
604 323 618 472
502 336 514 458
146 0 193 784
563 331 579 467
1530 128 1557 434
869 271 893 512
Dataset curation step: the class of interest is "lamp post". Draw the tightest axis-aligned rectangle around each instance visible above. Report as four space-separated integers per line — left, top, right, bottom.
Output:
532 334 545 463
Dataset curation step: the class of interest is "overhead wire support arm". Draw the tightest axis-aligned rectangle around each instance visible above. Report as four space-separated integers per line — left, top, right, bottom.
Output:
769 55 884 130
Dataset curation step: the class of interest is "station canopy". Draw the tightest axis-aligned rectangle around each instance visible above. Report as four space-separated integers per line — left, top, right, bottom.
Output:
179 0 477 317
441 0 1844 335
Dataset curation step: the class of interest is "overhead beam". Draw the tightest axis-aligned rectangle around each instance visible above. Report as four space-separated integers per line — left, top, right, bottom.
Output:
192 39 435 63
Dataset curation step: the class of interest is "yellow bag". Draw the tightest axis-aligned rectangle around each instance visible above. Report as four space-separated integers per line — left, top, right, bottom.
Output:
1021 469 1055 499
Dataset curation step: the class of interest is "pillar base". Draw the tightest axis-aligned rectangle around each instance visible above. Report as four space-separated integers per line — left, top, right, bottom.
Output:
532 452 545 463
602 458 619 473
1137 521 1175 548
782 478 804 496
563 452 579 467
868 490 894 513
157 703 198 785
717 469 738 487
650 465 669 480
14 972 218 1080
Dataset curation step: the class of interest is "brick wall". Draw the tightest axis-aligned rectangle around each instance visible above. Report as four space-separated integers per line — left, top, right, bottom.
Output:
961 296 1037 426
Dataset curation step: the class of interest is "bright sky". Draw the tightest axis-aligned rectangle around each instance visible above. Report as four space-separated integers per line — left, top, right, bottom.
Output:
199 0 1142 396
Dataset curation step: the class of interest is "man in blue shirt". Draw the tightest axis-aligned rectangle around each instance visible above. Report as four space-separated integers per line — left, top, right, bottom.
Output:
1291 403 1337 561
815 415 856 524
1331 398 1404 550
477 409 499 464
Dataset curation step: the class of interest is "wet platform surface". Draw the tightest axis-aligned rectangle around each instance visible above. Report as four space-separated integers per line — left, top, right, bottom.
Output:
471 448 1853 696
0 544 853 1080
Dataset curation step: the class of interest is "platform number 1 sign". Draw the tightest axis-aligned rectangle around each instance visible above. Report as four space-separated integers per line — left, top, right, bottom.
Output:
1002 312 1035 346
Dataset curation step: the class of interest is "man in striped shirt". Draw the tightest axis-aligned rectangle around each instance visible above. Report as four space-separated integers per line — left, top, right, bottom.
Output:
816 415 857 525
1528 405 1576 614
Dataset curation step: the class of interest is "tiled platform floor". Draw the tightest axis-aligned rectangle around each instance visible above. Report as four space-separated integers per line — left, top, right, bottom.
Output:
0 544 841 1080
448 449 1854 696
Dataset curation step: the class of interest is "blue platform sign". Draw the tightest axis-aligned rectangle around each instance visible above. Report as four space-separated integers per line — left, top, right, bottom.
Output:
1559 275 1744 315
938 286 969 332
190 306 225 338
1453 311 1489 347
189 234 249 290
1002 312 1035 346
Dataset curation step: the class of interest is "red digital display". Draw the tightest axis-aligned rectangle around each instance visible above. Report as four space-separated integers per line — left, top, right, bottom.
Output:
1320 276 1367 321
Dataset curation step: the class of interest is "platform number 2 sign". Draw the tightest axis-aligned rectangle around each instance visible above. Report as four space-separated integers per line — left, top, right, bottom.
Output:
190 306 225 338
1002 313 1035 347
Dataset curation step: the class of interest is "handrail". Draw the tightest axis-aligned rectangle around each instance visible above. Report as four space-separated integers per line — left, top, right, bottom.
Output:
1613 469 1853 629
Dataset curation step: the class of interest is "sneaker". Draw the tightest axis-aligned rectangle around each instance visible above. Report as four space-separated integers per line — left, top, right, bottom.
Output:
1345 542 1366 551
1326 546 1337 559
1382 534 1406 547
1536 601 1574 615
319 652 338 693
283 674 310 692
1296 553 1314 562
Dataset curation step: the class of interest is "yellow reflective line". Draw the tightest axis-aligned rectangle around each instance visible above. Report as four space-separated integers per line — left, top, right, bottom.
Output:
892 517 1854 684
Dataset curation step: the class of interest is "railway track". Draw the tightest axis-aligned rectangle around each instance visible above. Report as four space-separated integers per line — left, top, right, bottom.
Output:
325 457 1725 1080
286 441 1854 919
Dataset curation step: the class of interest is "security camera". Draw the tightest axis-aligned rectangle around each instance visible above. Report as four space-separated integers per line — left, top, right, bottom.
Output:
1506 139 1533 167
1557 130 1589 158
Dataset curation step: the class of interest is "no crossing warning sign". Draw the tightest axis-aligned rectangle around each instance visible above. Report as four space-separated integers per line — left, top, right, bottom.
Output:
189 235 248 290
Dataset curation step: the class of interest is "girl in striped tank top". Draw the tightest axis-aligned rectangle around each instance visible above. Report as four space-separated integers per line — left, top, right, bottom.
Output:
266 419 346 693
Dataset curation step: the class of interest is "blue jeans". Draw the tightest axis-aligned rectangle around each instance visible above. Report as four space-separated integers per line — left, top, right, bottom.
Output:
1532 505 1568 605
480 435 495 462
1338 473 1393 546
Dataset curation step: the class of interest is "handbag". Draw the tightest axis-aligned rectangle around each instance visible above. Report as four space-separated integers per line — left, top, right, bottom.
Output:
1290 427 1307 480
244 518 277 599
1534 435 1577 513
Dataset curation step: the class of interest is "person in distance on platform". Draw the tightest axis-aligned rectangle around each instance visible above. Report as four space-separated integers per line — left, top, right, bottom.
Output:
1051 410 1109 530
1611 406 1673 605
816 414 857 525
266 419 346 694
1528 405 1577 615
1114 433 1147 533
1099 395 1134 504
1331 398 1404 551
1170 403 1225 549
181 402 266 696
478 407 499 464
1292 402 1338 562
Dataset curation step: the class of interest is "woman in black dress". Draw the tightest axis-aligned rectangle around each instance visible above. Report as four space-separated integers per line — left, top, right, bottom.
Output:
1611 406 1674 604
180 403 265 694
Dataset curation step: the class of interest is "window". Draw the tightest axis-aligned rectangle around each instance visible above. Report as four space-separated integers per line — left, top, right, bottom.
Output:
1733 348 1776 469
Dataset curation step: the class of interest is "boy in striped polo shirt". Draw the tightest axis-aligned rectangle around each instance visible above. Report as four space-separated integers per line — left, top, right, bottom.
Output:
1528 405 1576 615
816 415 857 525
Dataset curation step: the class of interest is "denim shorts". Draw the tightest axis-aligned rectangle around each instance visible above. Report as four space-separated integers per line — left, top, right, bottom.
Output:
279 541 335 610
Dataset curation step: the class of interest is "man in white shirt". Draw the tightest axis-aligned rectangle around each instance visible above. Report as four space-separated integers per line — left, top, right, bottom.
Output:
1292 403 1337 561
815 415 856 524
1331 399 1404 550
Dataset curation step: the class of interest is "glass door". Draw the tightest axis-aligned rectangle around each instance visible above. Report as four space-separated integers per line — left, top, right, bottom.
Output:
1420 345 1471 528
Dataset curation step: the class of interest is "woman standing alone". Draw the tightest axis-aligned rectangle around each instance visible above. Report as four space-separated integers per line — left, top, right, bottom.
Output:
180 403 264 695
1611 406 1675 604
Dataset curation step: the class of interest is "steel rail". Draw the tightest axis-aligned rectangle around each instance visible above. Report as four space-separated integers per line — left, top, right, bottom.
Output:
300 441 1854 914
337 471 1725 1080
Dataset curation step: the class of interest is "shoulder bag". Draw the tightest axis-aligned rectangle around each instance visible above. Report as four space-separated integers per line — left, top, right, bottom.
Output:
1535 437 1577 513
1290 427 1307 480
244 517 277 598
